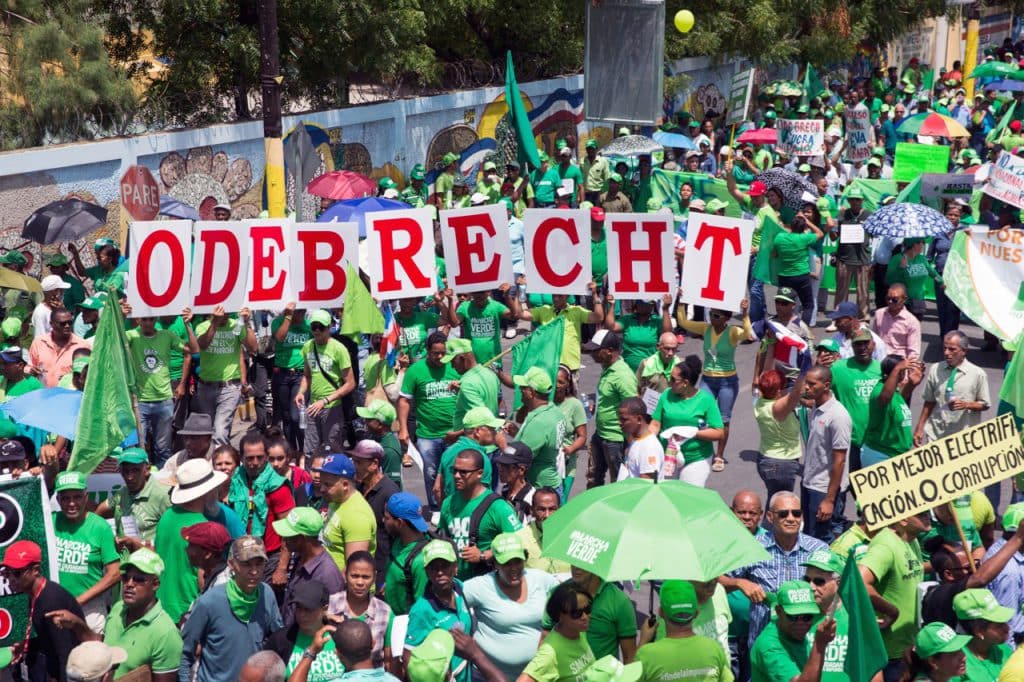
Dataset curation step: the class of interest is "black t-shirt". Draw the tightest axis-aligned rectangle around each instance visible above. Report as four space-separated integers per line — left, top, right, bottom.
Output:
362 476 400 584
921 576 970 629
15 579 84 682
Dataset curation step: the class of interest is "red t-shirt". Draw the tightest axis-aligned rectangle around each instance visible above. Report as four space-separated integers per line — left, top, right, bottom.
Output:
250 484 296 553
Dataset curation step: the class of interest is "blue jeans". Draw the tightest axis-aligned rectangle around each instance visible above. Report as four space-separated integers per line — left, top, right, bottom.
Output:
701 374 739 422
417 437 446 511
138 399 173 467
587 434 625 488
756 455 801 502
800 485 847 544
747 256 766 324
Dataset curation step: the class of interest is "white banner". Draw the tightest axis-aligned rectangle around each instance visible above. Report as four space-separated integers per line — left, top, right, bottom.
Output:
945 228 1024 342
439 204 513 293
777 119 824 156
364 208 437 299
844 103 874 163
920 173 976 203
126 220 192 318
522 209 592 295
189 221 252 314
604 214 675 300
981 153 1024 209
679 213 755 311
289 222 359 308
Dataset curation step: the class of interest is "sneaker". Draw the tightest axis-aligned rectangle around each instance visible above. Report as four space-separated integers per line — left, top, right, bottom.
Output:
504 327 518 339
825 323 837 332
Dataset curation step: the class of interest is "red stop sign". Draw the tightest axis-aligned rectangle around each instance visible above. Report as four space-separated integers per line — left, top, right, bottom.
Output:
120 165 160 221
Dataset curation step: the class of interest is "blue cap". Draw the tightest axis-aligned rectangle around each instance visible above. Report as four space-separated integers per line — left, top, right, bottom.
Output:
386 492 429 532
827 301 860 320
315 453 355 479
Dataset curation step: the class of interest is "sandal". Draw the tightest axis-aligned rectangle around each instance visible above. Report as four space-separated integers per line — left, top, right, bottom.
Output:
711 457 726 473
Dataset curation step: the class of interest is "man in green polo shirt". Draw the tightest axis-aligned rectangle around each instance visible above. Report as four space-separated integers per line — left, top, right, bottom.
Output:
584 329 638 488
514 367 567 489
582 139 611 205
95 447 171 543
531 152 562 207
441 337 500 434
567 565 637 661
750 580 837 682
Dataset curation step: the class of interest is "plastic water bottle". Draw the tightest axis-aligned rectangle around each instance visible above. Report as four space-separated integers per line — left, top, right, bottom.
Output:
662 438 679 479
298 407 308 430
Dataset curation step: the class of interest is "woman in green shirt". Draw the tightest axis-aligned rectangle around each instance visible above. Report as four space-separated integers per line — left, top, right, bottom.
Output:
604 295 673 372
886 238 942 319
519 582 595 682
554 365 588 499
861 354 924 468
772 213 823 325
271 303 311 451
753 369 803 500
905 622 969 682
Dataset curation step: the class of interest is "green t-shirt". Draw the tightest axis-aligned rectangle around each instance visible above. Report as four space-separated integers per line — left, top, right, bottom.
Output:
830 524 871 563
127 329 181 402
886 253 940 300
587 581 639 660
271 316 311 369
285 632 344 682
750 621 807 682
7 375 42 398
518 403 567 488
637 634 734 682
156 316 190 382
53 512 119 598
105 601 183 678
531 167 563 204
964 641 1013 682
439 489 522 580
396 311 440 362
195 318 245 382
323 491 377 572
556 163 585 201
301 338 351 408
456 299 508 364
829 359 881 446
808 607 851 681
384 536 430 615
400 359 460 439
439 436 492 499
380 432 404 490
435 171 455 200
619 314 663 372
863 382 914 457
591 229 608 283
860 528 923 660
523 631 595 682
530 306 591 371
155 507 206 624
596 359 639 441
652 389 724 464
61 275 87 312
453 364 500 431
772 231 818 277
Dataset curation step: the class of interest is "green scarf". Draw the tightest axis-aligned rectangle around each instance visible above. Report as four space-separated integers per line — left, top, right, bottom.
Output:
228 465 288 538
226 579 259 622
640 353 679 379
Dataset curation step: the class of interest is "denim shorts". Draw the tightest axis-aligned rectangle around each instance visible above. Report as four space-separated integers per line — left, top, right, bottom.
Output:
701 374 739 422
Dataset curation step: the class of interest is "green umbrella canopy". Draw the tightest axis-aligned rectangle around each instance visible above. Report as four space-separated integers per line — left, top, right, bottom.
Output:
762 80 804 97
541 479 770 582
970 61 1020 79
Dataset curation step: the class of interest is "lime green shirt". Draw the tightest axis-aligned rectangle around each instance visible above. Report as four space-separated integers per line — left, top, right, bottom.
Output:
324 492 377 572
591 228 609 282
618 314 662 372
860 528 923 660
964 641 1012 682
863 382 914 458
195 318 245 382
830 359 881 446
271 316 311 369
596 359 638 441
127 329 182 402
456 298 508 364
523 631 595 682
809 607 851 681
400 359 460 439
105 600 183 678
518 402 567 488
751 621 806 682
396 311 440 362
772 231 819 277
637 634 734 682
453 364 500 430
831 524 872 563
301 338 351 408
154 507 205 624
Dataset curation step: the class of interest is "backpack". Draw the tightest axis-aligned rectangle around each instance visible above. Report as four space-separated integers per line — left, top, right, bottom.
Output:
399 532 447 607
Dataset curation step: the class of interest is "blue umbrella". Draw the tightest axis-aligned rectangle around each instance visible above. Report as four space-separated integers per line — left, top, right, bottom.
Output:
159 195 200 220
985 79 1024 92
317 197 410 238
0 387 139 444
652 131 697 150
863 202 954 238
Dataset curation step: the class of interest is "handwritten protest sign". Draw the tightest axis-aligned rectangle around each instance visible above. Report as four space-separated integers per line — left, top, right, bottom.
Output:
893 142 950 183
604 213 675 300
981 151 1024 209
777 119 824 156
844 103 874 162
944 228 1024 341
920 173 976 203
679 213 755 311
851 413 1024 530
725 68 755 126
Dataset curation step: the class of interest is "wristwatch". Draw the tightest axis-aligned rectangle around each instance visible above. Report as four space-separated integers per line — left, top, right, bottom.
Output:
302 649 318 662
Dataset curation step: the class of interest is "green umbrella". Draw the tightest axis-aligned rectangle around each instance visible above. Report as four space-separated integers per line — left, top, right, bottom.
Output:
761 80 804 97
541 479 770 582
969 61 1019 80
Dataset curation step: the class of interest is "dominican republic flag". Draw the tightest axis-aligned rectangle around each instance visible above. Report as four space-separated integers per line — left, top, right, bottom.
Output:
767 320 810 370
380 304 400 368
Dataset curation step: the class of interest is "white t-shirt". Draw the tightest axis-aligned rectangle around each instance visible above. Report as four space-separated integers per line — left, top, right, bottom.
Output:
619 433 664 481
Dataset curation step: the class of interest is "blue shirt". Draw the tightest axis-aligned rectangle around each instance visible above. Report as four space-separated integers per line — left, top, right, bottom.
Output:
983 538 1024 642
731 531 827 648
208 503 245 538
509 217 525 275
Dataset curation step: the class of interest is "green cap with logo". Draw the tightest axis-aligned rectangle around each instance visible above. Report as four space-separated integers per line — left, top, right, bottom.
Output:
1004 503 1024 531
462 406 504 430
272 507 324 538
407 629 454 682
773 580 820 616
0 318 21 339
440 337 473 363
54 470 87 492
72 356 91 374
491 532 526 564
705 198 729 214
801 548 845 574
583 655 643 682
814 338 841 353
952 588 1014 623
410 164 426 181
78 295 106 311
46 253 70 267
356 399 397 425
442 152 459 166
915 622 971 658
659 580 699 623
121 547 164 576
420 539 457 566
512 366 553 393
117 447 149 465
309 309 332 327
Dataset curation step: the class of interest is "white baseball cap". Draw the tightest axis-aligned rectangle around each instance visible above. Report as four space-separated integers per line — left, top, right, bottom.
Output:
66 641 127 681
41 275 71 292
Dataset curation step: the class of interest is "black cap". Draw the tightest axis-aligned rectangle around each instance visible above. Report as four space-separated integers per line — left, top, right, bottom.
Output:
494 441 533 467
290 580 330 610
582 329 622 352
0 440 25 463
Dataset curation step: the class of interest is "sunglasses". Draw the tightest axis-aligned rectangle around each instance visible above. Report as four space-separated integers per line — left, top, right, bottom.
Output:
55 320 73 327
453 467 481 476
784 613 815 623
566 604 593 619
709 312 726 319
886 297 903 303
310 324 327 332
774 509 803 519
123 573 152 584
803 575 829 587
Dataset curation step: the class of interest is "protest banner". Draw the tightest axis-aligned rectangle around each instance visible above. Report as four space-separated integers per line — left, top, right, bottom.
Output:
944 228 1024 341
604 213 675 300
980 151 1024 209
522 209 592 295
776 118 824 156
920 173 976 204
364 208 437 299
128 220 192 317
850 413 1024 530
679 213 755 311
892 142 950 183
188 221 253 314
288 222 359 307
0 476 59 647
844 103 874 163
439 204 513 293
725 68 755 126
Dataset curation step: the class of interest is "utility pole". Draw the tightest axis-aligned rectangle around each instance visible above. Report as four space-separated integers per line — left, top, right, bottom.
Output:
258 0 286 217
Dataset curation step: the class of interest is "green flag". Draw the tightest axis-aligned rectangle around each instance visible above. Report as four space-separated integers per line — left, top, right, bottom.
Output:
839 549 887 680
802 63 823 106
340 263 384 339
922 69 935 93
505 51 541 170
751 212 782 286
510 316 564 409
988 100 1017 144
998 330 1024 429
69 292 137 474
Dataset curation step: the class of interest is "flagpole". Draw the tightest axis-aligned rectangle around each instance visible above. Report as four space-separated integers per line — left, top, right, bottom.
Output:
948 501 976 573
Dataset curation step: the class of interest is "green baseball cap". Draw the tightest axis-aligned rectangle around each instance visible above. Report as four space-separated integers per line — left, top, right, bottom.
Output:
609 172 623 184
421 539 457 566
705 198 729 214
586 139 599 149
764 110 777 120
915 622 971 658
583 656 643 682
512 366 552 393
538 151 549 163
659 580 699 623
72 357 91 373
953 588 1014 623
1004 503 1024 531
483 161 497 172
121 548 164 576
309 309 332 327
462 406 504 430
0 251 26 265
46 254 70 267
442 152 459 166
491 532 526 564
117 447 149 465
440 337 473 363
78 295 106 311
378 177 397 190
407 629 454 682
94 237 116 249
54 470 87 492
1 318 21 338
815 338 841 353
846 187 865 200
774 580 820 616
272 507 324 538
410 164 426 181
801 548 845 574
356 399 397 425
